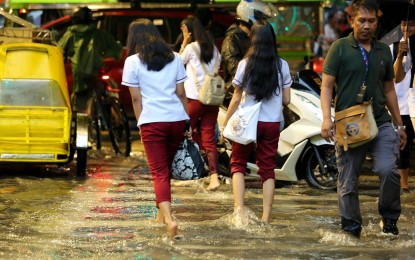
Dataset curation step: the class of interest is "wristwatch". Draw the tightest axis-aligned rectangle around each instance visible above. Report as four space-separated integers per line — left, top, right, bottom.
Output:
395 125 406 131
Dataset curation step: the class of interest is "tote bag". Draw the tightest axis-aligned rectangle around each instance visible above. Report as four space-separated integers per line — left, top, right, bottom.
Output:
223 94 261 145
171 138 205 180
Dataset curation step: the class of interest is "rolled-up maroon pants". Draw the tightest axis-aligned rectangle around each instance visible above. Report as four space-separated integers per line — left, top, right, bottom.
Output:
230 122 280 183
187 98 219 174
140 121 187 205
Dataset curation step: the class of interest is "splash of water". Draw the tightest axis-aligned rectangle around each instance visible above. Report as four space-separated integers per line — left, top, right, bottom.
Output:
318 229 360 246
214 206 269 233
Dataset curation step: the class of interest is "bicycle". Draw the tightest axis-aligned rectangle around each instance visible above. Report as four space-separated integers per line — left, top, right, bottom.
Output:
88 69 132 157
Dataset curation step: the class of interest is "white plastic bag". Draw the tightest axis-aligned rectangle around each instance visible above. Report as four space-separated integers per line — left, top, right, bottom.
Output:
223 100 261 145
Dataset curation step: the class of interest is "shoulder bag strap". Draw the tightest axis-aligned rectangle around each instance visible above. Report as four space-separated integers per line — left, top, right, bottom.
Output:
191 42 221 74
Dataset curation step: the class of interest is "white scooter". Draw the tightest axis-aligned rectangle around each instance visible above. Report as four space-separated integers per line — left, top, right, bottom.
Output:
217 88 338 190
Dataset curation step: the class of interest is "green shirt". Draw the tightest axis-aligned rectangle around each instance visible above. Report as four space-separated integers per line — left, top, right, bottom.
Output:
58 24 122 93
322 33 394 126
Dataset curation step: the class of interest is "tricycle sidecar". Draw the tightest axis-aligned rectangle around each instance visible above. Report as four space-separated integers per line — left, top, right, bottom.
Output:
0 11 88 175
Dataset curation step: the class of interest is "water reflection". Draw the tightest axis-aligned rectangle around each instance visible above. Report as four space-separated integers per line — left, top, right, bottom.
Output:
0 151 414 259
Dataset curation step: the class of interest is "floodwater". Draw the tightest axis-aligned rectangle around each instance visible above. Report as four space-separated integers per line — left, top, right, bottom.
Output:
0 143 414 259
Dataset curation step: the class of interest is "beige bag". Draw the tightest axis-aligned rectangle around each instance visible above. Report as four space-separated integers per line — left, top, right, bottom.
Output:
334 102 378 151
190 43 225 106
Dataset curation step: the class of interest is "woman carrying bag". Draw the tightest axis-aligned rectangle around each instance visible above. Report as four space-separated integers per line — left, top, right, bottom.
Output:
122 19 191 239
179 16 223 191
221 21 291 223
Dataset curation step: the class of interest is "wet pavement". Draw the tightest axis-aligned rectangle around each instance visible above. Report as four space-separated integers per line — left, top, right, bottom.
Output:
0 131 414 259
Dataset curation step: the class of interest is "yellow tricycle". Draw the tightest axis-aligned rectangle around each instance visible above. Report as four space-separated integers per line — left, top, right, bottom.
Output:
0 10 88 175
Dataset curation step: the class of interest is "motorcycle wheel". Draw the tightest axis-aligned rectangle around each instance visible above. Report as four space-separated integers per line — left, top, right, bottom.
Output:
302 145 338 190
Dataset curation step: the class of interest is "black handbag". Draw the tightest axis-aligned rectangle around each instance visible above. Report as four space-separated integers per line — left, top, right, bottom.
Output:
171 138 205 180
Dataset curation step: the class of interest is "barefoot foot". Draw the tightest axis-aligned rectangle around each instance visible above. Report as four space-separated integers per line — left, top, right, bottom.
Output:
207 173 220 191
155 210 165 224
166 220 179 239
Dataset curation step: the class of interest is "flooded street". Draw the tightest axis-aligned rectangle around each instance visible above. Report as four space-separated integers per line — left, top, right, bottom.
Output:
0 133 414 259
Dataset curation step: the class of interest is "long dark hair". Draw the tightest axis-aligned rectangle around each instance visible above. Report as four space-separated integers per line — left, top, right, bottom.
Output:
182 16 214 64
242 21 282 101
126 18 174 71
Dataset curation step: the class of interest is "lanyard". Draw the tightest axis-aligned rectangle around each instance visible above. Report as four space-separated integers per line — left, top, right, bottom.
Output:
357 42 369 86
356 42 369 103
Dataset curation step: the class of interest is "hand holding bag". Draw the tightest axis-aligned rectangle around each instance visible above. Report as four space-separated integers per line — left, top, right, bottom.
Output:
171 138 205 180
223 92 261 145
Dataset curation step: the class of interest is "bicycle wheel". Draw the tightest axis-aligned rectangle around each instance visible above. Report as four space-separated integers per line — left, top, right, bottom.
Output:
87 97 102 150
108 97 131 156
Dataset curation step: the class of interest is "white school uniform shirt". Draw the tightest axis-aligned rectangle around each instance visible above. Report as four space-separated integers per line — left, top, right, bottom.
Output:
180 42 221 100
232 58 292 122
390 37 415 116
122 52 189 126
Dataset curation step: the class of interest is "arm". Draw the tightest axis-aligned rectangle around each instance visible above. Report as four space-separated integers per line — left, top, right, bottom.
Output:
128 87 142 124
320 72 336 141
222 84 243 128
282 87 290 106
179 24 192 55
394 41 409 83
384 80 407 150
176 82 188 114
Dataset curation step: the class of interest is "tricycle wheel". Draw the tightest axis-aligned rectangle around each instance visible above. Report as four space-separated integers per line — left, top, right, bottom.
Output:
76 148 88 176
88 97 102 150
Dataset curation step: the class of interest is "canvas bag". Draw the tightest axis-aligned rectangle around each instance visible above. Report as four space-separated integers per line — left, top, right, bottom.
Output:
189 43 225 106
334 41 378 151
334 101 378 151
223 92 262 145
171 138 205 180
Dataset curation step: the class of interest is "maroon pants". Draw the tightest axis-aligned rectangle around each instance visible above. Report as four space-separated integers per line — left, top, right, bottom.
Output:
231 122 280 183
188 99 219 174
140 121 187 205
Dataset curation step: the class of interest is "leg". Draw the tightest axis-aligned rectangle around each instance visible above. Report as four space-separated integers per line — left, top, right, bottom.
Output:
158 201 179 238
370 123 401 221
141 122 180 237
335 141 368 235
141 123 172 205
199 105 220 190
399 115 414 191
255 122 280 223
400 169 410 190
230 141 255 211
187 98 203 144
262 179 275 223
232 172 245 209
155 120 187 224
